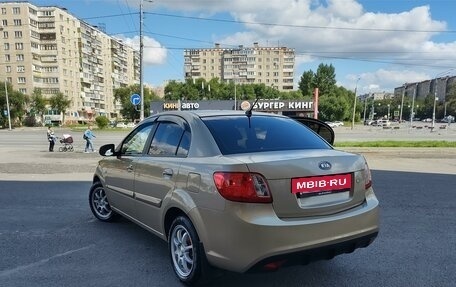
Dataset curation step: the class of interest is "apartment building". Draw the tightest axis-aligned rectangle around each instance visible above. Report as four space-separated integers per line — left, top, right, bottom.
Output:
394 76 456 102
0 2 139 123
184 43 295 91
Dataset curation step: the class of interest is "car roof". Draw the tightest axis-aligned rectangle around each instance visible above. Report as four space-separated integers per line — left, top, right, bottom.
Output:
147 110 287 119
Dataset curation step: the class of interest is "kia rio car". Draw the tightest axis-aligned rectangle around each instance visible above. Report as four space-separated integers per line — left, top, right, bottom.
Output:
89 110 379 285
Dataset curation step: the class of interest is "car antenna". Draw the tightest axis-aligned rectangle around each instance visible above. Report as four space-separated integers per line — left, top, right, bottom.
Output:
245 98 259 127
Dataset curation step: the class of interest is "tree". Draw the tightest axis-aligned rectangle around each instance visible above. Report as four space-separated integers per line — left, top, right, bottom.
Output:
314 63 337 97
113 84 158 121
30 88 47 126
0 81 29 127
49 92 71 125
298 70 315 97
446 82 456 117
95 115 109 129
318 86 353 121
298 64 337 98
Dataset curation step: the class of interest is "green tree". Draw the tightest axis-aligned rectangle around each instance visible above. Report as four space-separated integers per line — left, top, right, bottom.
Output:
314 63 337 97
49 92 71 125
113 84 158 121
0 81 29 127
298 70 315 97
95 115 109 129
30 88 48 126
446 82 456 117
318 86 353 121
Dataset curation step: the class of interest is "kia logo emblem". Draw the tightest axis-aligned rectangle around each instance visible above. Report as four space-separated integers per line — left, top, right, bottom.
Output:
319 161 332 170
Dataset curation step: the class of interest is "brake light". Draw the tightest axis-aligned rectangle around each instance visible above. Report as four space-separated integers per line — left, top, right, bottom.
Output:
363 160 372 189
213 172 272 203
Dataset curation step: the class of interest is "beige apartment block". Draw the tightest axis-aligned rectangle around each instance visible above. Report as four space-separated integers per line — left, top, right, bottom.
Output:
0 2 139 124
184 42 295 91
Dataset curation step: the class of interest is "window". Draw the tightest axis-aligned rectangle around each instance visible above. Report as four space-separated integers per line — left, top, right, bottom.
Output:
4 43 9 50
14 31 22 38
3 31 8 38
1 8 6 14
1 19 7 26
17 66 25 72
121 123 154 155
6 66 11 73
5 54 10 62
203 116 330 155
13 19 21 26
148 122 187 157
15 43 23 50
19 88 27 94
18 77 26 84
12 7 21 14
16 54 24 61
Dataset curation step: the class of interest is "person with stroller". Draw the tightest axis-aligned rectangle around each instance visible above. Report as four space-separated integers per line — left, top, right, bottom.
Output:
47 126 56 152
83 124 96 153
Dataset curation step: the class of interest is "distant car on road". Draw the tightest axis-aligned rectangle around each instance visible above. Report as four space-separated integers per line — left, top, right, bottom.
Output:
89 110 379 285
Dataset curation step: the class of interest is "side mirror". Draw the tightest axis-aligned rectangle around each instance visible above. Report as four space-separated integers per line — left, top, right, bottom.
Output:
99 144 116 156
289 116 335 145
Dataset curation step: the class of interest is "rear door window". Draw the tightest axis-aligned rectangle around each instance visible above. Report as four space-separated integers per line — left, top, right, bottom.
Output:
148 122 187 157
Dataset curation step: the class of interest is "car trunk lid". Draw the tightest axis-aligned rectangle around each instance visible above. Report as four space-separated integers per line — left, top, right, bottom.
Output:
231 149 368 218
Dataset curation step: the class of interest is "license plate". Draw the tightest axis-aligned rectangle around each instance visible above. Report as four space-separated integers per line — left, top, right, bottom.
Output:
291 173 352 197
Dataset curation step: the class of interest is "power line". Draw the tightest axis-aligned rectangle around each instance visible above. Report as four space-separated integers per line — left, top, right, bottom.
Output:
145 12 456 33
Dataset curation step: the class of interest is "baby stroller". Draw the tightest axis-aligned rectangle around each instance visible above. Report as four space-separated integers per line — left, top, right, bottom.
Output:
58 134 74 152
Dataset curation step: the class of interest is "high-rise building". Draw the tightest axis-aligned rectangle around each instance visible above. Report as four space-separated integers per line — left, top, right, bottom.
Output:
184 43 295 91
0 2 139 123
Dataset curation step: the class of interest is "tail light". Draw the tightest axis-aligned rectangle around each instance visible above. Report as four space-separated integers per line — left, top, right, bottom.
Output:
213 172 272 203
363 160 372 189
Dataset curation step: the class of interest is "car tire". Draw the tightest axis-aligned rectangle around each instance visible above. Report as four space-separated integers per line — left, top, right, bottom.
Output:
168 216 206 285
89 182 118 222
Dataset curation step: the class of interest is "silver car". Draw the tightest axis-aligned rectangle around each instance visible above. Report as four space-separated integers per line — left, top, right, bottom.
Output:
89 110 379 285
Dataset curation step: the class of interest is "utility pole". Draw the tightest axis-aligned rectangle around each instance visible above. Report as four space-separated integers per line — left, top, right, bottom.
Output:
139 0 145 121
351 77 360 130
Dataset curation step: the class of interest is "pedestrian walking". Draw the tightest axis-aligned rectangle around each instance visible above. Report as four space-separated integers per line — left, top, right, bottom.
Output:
83 125 96 153
47 126 56 152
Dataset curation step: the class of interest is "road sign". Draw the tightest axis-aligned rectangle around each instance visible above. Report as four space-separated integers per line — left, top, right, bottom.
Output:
130 94 141 106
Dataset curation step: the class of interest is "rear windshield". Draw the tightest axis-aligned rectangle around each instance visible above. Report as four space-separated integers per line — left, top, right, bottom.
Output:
202 115 331 155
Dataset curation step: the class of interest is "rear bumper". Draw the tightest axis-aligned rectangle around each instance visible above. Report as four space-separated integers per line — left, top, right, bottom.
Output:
190 189 379 273
248 231 378 272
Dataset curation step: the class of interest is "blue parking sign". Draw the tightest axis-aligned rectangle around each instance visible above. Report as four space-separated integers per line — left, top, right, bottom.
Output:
130 94 141 106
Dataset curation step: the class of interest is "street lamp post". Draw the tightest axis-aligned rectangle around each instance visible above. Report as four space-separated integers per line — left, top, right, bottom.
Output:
351 77 360 130
409 84 417 128
387 104 390 120
432 89 438 129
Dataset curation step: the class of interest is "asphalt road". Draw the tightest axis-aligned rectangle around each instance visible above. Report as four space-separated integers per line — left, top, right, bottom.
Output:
0 126 455 286
1 171 455 287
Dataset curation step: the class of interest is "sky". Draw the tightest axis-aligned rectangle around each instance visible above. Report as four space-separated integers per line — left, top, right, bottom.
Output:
30 0 456 95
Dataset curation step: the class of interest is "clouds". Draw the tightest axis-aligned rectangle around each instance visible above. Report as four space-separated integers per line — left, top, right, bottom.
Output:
120 35 167 65
121 0 455 91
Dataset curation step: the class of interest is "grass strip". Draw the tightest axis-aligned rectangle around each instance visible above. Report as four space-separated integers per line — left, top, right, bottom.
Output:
334 141 456 148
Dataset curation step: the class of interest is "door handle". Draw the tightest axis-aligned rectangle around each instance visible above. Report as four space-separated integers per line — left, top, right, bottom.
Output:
126 164 134 172
162 168 173 178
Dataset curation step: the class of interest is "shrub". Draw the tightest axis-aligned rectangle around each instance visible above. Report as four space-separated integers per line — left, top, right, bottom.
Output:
95 115 109 129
